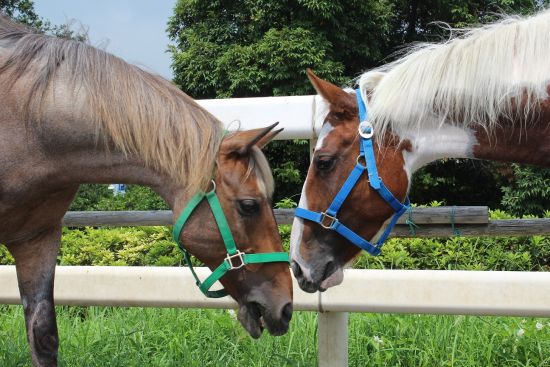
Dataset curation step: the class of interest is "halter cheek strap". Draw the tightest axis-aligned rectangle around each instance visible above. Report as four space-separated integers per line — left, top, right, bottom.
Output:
173 185 289 298
295 89 410 256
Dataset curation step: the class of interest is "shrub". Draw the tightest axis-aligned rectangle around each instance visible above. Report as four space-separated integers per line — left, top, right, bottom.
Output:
58 226 182 266
70 184 168 211
0 210 548 272
501 164 550 217
353 210 550 271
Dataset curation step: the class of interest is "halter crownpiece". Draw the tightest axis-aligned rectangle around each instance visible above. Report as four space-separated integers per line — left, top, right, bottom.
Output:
295 89 410 256
173 180 289 298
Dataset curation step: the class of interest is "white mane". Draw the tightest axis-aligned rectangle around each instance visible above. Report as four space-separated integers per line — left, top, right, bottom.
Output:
359 9 550 138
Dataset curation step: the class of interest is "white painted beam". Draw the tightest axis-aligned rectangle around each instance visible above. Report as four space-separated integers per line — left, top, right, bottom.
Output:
0 266 317 310
318 312 348 367
321 269 550 316
197 95 322 140
2 266 550 316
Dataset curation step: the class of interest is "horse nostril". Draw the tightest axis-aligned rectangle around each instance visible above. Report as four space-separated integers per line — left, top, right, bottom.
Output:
322 261 336 281
281 302 293 325
291 261 303 278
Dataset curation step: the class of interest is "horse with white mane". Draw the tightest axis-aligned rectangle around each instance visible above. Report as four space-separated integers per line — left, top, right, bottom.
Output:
291 10 550 293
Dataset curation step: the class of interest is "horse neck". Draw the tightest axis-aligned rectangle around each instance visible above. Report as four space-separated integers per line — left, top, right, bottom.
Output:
32 114 186 212
397 120 550 179
397 124 478 178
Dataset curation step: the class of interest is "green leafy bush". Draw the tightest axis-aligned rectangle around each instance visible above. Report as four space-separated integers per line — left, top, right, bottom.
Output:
353 210 550 272
501 164 550 217
0 209 547 272
58 226 182 266
70 184 168 211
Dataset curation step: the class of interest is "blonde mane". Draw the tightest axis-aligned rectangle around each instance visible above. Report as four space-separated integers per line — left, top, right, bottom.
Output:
359 9 550 138
0 15 223 195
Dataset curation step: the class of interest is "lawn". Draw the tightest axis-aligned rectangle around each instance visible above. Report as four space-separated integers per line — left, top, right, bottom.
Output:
1 305 549 366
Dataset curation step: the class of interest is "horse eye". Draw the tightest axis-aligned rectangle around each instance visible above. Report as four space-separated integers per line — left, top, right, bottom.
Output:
315 156 336 172
238 199 260 216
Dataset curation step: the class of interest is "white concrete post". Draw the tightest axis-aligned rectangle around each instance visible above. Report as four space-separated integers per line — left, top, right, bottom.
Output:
318 311 349 367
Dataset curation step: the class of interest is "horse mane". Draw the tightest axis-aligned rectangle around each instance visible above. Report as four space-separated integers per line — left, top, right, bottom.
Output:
359 9 550 138
0 14 223 195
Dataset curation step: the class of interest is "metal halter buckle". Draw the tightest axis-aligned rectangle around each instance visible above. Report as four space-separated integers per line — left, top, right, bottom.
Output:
320 212 338 229
358 121 374 139
225 250 246 270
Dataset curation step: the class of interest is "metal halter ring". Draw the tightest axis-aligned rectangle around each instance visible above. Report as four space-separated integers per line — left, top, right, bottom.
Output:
358 121 374 139
356 154 367 168
206 179 216 193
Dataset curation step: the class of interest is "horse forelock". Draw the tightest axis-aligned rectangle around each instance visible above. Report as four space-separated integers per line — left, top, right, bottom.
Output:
246 147 274 199
359 9 550 140
0 15 223 196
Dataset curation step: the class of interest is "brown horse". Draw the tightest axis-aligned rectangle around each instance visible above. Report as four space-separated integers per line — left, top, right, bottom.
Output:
291 10 550 293
0 16 292 366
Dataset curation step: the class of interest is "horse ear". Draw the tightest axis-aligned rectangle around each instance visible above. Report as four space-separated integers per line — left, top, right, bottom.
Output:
306 69 356 118
255 126 283 149
223 122 281 155
359 71 386 97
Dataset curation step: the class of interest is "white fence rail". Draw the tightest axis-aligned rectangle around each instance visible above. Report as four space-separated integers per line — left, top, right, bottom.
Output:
2 267 550 315
2 267 550 366
2 95 549 367
197 95 322 140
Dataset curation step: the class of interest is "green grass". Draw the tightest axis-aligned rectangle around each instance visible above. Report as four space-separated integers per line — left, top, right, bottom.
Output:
1 306 550 366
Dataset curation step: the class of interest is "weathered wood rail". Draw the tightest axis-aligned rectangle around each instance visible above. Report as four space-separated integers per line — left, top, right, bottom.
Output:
62 206 550 237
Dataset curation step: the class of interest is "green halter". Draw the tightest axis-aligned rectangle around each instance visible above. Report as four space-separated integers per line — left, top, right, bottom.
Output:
172 181 290 298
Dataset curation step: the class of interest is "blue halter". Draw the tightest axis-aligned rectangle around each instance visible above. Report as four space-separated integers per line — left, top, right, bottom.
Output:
295 89 410 256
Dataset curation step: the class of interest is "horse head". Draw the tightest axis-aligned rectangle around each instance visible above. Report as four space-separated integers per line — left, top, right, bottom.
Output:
177 123 293 338
291 70 410 293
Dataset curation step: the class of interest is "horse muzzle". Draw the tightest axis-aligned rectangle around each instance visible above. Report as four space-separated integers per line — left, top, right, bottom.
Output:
238 298 292 338
291 258 344 293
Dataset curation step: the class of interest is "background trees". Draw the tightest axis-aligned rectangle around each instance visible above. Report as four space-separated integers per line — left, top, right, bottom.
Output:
0 0 88 40
0 0 42 28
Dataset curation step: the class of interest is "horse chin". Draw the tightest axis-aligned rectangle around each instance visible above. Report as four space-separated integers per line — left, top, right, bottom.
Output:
238 301 289 338
319 267 344 291
238 302 264 339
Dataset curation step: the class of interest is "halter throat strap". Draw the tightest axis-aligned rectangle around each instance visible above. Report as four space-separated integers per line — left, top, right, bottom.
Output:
173 187 289 298
295 89 410 255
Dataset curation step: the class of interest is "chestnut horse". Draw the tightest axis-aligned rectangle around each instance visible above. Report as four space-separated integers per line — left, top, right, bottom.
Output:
291 10 550 293
0 16 291 366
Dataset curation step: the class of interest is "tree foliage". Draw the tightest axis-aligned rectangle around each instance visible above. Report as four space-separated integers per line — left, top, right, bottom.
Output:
167 0 396 98
0 0 42 27
501 165 550 217
70 185 168 211
0 0 89 41
168 0 547 99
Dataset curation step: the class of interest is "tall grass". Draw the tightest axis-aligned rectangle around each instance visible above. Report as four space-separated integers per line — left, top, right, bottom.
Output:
1 305 549 366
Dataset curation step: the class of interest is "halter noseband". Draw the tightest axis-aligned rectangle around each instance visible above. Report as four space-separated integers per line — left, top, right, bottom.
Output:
173 181 289 298
295 89 410 256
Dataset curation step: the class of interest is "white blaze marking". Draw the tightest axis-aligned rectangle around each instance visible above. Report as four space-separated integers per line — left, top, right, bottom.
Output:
290 119 335 282
315 121 334 150
290 185 313 281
